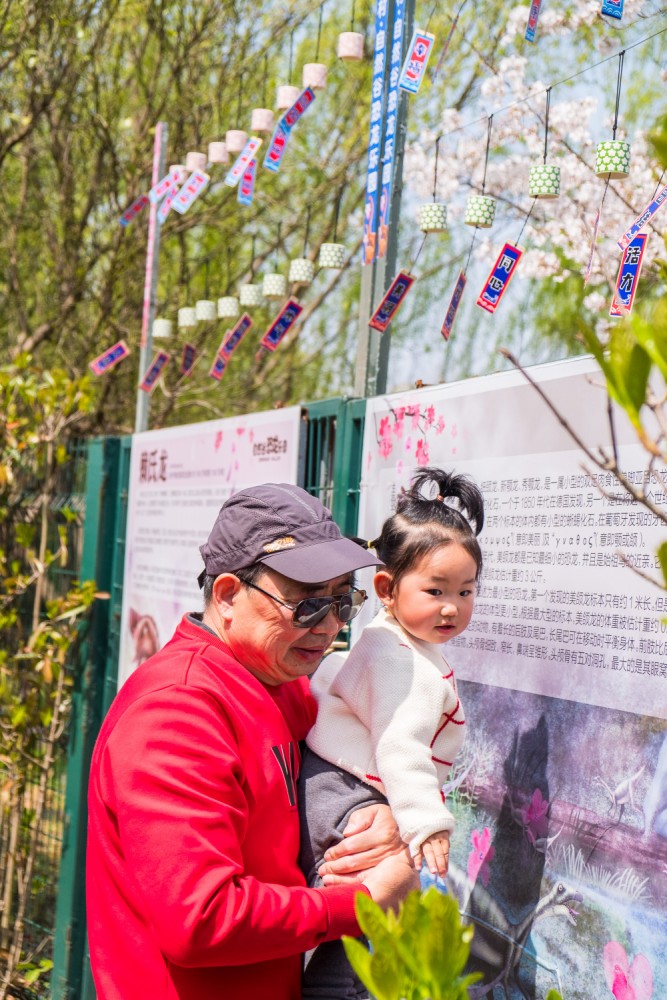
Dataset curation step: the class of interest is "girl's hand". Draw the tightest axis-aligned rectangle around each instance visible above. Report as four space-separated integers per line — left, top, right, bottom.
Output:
415 830 450 877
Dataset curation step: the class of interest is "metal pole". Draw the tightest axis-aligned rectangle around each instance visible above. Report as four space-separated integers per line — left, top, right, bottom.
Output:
135 121 168 433
354 0 414 399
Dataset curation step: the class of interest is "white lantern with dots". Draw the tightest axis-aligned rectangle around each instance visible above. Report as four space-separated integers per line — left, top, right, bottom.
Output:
195 300 217 322
337 32 364 60
240 283 264 307
178 307 198 329
303 63 327 90
277 85 300 110
208 142 229 165
217 296 240 319
226 130 248 155
318 243 346 268
185 151 207 172
263 273 287 299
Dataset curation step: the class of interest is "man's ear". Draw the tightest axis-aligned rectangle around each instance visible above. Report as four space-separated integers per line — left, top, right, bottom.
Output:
211 574 243 622
373 570 394 606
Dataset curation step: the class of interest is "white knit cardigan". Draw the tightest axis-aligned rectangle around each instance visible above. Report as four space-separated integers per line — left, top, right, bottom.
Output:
307 608 466 856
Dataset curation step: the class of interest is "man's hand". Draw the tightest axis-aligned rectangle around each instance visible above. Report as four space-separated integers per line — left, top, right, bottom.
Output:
318 804 405 883
360 854 420 912
414 830 450 878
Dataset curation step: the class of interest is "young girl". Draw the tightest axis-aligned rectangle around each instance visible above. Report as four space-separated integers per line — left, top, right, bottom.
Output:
298 467 484 999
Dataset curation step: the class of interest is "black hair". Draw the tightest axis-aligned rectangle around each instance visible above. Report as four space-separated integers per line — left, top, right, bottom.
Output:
201 562 265 607
371 467 484 588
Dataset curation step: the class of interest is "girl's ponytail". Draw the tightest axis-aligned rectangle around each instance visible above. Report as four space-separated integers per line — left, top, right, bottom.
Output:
397 467 484 536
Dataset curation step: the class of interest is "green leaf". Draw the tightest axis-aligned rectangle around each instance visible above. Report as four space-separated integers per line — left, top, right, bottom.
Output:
657 542 667 589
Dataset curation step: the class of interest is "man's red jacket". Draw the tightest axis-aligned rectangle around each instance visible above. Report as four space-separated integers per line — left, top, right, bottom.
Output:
86 615 365 999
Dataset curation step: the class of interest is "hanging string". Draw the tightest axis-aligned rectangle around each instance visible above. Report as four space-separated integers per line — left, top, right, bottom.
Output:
262 54 269 107
205 259 210 298
651 167 666 200
275 222 282 267
332 190 341 242
288 29 295 84
425 0 439 34
350 0 356 32
411 234 427 271
612 50 625 139
481 115 493 195
249 235 256 279
303 206 311 256
432 0 469 82
543 87 551 164
464 229 477 274
432 136 440 202
237 71 244 123
516 198 537 246
315 2 325 62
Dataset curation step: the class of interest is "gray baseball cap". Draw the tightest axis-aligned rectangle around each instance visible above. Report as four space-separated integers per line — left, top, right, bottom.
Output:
198 483 382 585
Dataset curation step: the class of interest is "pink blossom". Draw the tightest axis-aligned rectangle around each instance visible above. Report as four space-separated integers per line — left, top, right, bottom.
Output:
411 410 421 430
405 436 412 451
425 405 435 428
519 788 549 845
603 942 653 1000
467 827 495 886
393 416 404 438
415 439 429 466
379 437 393 459
394 407 406 421
436 416 445 434
379 416 392 441
214 431 223 451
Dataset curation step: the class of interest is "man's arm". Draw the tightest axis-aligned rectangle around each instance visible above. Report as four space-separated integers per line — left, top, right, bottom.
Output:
318 803 409 883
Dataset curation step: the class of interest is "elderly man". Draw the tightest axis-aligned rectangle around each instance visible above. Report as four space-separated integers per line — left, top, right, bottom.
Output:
86 483 417 1000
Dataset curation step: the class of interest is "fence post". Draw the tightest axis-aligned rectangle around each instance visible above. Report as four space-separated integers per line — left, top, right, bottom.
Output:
51 438 120 1000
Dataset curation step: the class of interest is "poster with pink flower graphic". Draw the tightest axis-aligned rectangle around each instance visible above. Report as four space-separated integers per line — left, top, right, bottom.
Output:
355 357 666 997
118 406 301 687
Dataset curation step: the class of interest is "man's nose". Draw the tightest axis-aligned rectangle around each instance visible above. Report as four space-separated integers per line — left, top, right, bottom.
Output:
311 605 341 634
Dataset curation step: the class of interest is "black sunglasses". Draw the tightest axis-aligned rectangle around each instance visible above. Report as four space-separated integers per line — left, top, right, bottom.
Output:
244 582 367 628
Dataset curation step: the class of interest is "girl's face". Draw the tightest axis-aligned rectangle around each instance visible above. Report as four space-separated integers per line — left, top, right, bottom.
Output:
376 542 477 645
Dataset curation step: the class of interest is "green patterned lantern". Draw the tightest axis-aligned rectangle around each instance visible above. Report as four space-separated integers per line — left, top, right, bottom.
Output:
152 318 172 339
595 140 631 179
263 273 287 299
195 299 217 322
289 258 315 285
178 307 197 329
464 194 496 228
239 283 263 307
529 163 560 199
417 203 448 233
217 296 240 319
318 243 346 268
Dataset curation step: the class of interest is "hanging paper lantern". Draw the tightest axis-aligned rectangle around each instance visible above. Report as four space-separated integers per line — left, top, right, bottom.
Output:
251 108 275 133
302 63 327 90
169 164 189 184
289 258 315 285
185 151 207 172
195 299 217 322
595 139 631 179
417 203 448 233
217 296 240 319
529 164 561 198
464 194 496 228
263 273 287 299
318 243 346 268
276 85 301 110
240 283 264 307
226 130 248 155
178 307 198 329
208 141 229 165
337 32 364 60
152 318 172 339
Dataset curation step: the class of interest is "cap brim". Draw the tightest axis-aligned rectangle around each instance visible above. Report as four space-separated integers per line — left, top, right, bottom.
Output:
259 536 382 583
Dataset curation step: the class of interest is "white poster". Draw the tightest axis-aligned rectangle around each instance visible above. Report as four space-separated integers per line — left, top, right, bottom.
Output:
357 356 667 999
119 407 302 687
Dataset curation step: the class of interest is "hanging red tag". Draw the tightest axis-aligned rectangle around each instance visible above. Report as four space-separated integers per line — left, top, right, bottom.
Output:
181 343 197 376
261 299 303 351
609 234 648 317
441 271 467 340
90 340 130 375
139 350 170 392
476 244 522 314
369 271 415 332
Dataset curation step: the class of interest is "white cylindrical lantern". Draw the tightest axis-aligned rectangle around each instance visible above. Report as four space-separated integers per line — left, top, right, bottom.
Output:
185 151 207 172
318 243 346 268
464 194 496 228
225 129 248 155
178 307 198 329
195 299 217 322
303 63 327 90
217 296 240 319
289 258 315 285
169 164 189 184
239 283 264 307
152 318 172 339
528 163 561 199
208 141 229 164
595 140 631 179
337 31 364 60
276 85 301 110
251 108 275 133
417 203 448 233
263 273 287 299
